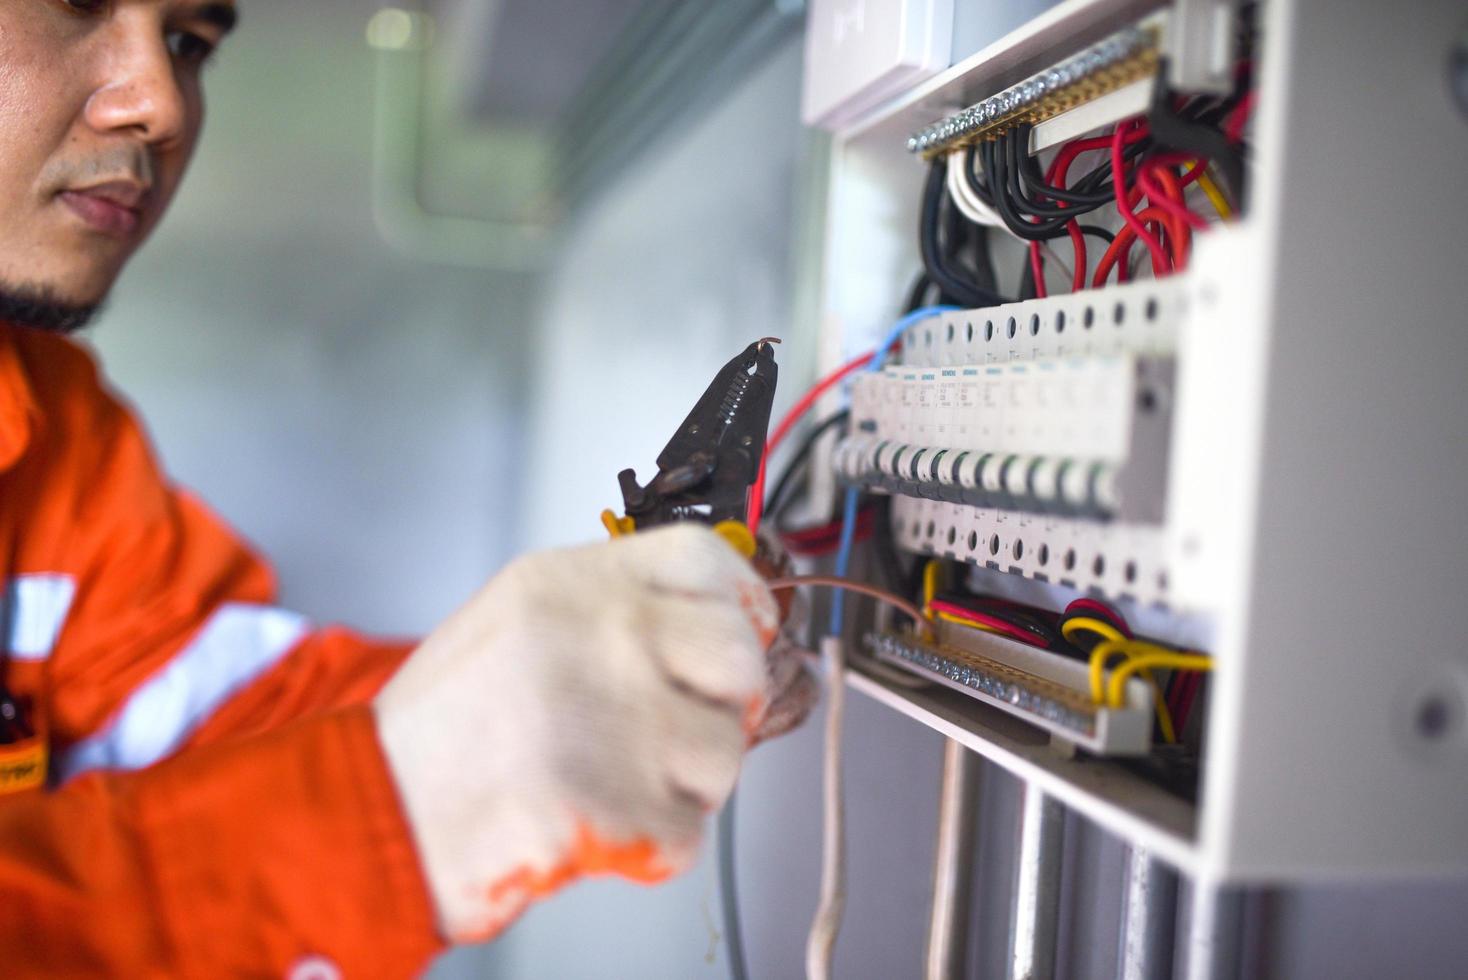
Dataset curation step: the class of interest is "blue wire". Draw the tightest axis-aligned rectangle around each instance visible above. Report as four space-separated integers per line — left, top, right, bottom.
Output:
827 305 958 636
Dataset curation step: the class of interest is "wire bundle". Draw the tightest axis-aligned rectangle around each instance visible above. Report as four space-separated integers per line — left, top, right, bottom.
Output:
916 567 1213 745
1059 604 1212 744
938 77 1253 298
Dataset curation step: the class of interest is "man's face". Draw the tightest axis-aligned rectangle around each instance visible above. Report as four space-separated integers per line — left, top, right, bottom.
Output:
0 0 236 310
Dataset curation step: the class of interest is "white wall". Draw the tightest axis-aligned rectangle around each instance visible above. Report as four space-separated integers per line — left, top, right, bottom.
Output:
90 0 536 637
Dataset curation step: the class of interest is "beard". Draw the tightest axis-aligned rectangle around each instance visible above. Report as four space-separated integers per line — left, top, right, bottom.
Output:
0 281 101 334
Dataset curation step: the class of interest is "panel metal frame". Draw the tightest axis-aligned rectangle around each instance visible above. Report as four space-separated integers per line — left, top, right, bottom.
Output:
811 0 1468 881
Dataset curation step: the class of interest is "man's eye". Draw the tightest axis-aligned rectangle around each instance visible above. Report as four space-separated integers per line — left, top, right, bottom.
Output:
167 31 216 65
61 0 108 12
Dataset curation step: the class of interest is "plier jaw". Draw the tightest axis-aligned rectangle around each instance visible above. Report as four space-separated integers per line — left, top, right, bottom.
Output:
612 338 779 538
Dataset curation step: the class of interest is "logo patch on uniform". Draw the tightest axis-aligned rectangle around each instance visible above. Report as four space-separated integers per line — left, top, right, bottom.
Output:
0 739 46 793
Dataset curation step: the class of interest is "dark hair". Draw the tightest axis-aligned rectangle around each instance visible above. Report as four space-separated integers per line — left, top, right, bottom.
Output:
0 284 100 334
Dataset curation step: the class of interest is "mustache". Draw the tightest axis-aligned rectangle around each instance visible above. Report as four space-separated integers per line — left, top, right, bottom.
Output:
40 146 154 191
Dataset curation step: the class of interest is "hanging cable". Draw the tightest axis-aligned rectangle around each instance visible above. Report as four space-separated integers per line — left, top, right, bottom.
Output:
717 793 749 980
779 304 952 980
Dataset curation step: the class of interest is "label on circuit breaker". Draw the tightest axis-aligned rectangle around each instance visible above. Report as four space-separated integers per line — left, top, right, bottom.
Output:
955 368 980 447
913 371 936 446
851 372 882 432
871 357 1138 460
897 370 919 444
934 369 958 444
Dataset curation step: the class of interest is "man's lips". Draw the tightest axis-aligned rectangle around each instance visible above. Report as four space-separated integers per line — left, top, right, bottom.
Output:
57 183 148 239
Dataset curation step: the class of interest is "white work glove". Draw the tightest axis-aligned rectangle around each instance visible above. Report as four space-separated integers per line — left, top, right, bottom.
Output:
375 524 789 944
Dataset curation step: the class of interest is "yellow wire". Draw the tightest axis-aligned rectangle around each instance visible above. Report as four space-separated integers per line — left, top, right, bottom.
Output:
1062 616 1126 646
942 603 1200 744
1088 639 1177 744
1146 686 1176 743
922 559 943 619
1107 652 1214 709
1087 639 1132 702
1196 170 1233 220
1149 686 1176 744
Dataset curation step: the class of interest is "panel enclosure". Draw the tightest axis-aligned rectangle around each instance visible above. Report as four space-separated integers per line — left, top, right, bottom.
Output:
808 0 1468 882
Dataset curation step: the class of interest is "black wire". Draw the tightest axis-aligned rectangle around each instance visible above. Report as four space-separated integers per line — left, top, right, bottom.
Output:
1078 224 1115 243
942 187 996 298
1007 134 1082 220
904 272 935 313
1011 125 1119 207
982 128 1153 236
983 139 1073 240
1004 128 1149 221
766 409 850 527
962 145 994 207
1146 58 1246 205
717 794 749 980
921 160 1007 307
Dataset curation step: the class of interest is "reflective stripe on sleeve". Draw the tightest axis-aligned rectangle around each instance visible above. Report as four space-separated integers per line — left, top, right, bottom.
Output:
59 603 310 780
4 574 77 662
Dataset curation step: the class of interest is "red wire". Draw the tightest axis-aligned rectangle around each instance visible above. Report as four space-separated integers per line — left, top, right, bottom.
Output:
779 507 877 556
1165 672 1187 728
1041 136 1117 295
1136 164 1188 270
1135 165 1208 232
928 599 1048 648
1224 90 1256 144
1091 206 1171 287
1147 151 1208 187
1063 598 1133 637
1111 122 1171 276
1050 129 1142 187
1153 164 1197 267
1174 670 1204 733
1066 221 1087 292
746 349 877 536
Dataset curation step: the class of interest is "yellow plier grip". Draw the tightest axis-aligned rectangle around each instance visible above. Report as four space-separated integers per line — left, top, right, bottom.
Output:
600 509 756 559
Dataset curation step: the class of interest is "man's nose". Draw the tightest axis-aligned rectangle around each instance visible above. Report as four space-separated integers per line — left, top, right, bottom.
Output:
82 29 188 149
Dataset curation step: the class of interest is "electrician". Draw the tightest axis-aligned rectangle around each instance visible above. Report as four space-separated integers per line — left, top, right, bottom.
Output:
0 2 805 975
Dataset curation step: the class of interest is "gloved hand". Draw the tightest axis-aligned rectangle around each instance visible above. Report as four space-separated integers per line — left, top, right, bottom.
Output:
374 524 787 944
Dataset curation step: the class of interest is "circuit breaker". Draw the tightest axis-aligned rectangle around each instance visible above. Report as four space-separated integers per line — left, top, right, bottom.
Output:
800 0 1468 889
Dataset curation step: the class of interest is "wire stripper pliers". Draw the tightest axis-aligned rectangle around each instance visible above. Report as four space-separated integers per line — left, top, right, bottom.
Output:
602 338 779 557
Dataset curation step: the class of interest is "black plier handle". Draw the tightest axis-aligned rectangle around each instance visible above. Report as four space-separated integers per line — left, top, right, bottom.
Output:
602 338 779 556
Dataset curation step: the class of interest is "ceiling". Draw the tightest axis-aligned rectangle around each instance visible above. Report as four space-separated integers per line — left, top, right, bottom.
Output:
458 0 648 124
364 0 803 265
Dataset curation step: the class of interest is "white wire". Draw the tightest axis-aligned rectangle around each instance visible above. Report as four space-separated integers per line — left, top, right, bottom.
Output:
805 634 847 980
948 148 1086 292
945 149 1008 230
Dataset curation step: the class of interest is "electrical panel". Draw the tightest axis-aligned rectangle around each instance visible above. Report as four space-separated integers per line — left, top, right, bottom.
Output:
801 0 1468 889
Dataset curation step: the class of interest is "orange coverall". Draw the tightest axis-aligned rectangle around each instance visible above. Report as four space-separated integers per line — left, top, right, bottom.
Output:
0 323 444 976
